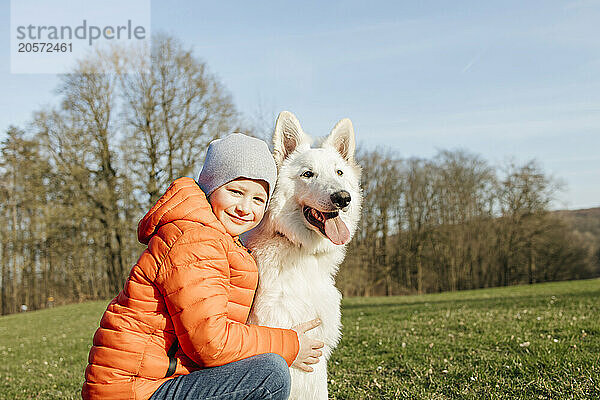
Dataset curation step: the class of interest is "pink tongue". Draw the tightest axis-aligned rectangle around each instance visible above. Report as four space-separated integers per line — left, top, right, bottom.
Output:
324 216 350 245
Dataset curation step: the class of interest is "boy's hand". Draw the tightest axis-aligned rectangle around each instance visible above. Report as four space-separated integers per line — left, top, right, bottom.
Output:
291 318 324 373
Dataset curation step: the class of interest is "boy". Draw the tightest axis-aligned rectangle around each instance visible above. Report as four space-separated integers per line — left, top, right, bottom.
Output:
82 133 323 400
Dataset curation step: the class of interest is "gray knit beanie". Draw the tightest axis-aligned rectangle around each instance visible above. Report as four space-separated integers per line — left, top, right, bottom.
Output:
197 133 277 202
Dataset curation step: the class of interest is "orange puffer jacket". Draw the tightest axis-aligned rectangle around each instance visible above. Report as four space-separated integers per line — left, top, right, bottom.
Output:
82 177 299 400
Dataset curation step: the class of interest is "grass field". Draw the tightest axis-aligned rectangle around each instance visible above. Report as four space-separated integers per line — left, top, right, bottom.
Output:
0 279 598 399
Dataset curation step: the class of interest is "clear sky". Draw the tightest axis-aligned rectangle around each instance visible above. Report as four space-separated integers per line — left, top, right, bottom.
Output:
1 0 599 210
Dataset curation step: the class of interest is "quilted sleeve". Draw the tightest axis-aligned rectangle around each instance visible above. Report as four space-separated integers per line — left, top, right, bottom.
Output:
154 228 300 368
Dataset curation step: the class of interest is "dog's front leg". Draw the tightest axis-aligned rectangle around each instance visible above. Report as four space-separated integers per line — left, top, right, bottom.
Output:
288 357 329 400
312 360 329 400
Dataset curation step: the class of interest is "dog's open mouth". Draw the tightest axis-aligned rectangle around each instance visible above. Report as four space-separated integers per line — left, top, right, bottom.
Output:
303 206 350 245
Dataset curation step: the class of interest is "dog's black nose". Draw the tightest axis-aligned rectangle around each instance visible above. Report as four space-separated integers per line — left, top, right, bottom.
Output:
331 190 351 209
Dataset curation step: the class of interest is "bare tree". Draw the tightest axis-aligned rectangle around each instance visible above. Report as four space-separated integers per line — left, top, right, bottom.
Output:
0 126 52 314
119 33 238 208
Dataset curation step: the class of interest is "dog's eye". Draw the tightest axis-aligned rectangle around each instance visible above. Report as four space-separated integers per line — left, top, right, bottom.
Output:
337 169 344 176
301 170 314 178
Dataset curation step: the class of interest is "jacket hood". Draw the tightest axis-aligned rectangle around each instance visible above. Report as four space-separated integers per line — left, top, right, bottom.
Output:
138 177 227 245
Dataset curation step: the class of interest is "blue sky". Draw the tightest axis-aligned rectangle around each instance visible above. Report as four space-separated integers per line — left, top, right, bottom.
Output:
1 0 599 209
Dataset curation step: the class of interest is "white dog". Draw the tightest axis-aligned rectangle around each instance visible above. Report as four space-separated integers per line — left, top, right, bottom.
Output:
244 111 362 399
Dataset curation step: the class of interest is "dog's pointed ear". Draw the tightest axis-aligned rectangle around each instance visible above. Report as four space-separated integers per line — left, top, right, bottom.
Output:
324 118 356 163
272 111 310 167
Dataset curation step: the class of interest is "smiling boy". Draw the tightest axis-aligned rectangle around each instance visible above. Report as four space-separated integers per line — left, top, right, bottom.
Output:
82 133 324 400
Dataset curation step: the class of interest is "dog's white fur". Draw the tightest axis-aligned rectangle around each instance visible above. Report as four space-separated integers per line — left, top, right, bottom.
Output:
244 111 362 399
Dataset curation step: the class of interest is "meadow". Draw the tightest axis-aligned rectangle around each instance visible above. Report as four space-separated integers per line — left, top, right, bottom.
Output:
0 279 598 399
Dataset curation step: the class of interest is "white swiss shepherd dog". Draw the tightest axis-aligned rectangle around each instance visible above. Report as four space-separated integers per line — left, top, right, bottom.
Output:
244 111 362 399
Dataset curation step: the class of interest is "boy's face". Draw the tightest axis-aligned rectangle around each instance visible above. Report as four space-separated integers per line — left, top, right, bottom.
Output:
208 178 269 237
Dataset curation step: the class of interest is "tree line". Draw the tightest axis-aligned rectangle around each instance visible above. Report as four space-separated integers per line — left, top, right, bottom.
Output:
0 34 240 314
338 150 600 296
1 34 598 315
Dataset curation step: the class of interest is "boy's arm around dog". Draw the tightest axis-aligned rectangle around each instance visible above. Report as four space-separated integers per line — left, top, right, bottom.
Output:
153 229 299 367
141 177 300 368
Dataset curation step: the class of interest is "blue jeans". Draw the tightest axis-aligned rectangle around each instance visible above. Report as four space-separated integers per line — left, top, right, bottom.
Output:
149 353 291 400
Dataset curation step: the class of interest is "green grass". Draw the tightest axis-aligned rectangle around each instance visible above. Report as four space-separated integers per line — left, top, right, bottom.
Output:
329 279 600 399
0 279 598 399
